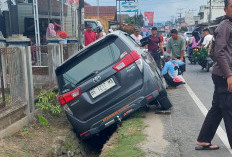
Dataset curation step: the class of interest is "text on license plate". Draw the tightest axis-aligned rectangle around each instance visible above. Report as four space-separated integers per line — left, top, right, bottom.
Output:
89 78 116 98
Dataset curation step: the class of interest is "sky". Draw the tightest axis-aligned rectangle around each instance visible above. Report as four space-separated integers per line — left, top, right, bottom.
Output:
85 0 209 22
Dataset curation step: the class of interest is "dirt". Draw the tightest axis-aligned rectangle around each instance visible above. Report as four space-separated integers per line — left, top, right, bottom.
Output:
0 112 86 157
139 111 169 157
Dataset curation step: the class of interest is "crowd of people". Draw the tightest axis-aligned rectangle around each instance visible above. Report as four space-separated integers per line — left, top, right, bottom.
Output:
130 0 232 151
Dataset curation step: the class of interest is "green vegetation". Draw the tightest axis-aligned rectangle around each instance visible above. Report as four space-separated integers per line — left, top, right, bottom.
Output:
124 14 144 27
196 48 208 67
180 27 188 32
35 89 61 126
37 114 49 127
100 110 146 157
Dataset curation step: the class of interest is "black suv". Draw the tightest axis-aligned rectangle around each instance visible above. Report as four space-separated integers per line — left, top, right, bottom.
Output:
55 31 172 139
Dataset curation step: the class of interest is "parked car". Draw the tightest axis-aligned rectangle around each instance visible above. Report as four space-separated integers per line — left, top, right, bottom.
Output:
55 31 172 139
84 19 106 35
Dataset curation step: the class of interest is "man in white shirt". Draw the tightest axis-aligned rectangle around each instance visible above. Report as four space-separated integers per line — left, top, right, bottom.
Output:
202 28 213 48
130 27 143 45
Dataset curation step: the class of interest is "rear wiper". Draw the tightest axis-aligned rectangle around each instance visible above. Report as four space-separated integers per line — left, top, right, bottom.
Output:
76 70 99 85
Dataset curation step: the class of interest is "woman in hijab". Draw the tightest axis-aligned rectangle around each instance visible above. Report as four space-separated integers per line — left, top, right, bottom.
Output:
46 23 56 40
187 31 201 56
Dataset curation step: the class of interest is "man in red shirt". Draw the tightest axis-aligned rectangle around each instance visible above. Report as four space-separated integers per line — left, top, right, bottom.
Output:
85 24 97 46
146 27 165 70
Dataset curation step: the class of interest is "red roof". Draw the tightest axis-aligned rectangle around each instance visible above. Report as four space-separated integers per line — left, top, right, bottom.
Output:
85 6 116 17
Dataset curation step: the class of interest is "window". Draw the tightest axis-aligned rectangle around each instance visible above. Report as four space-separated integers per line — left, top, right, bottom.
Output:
57 36 130 93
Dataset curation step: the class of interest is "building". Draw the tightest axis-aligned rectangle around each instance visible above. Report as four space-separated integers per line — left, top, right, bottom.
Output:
0 0 79 44
84 4 116 32
198 0 225 24
117 14 130 23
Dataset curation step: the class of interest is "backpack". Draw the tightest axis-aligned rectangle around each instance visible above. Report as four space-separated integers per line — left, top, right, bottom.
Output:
140 35 161 47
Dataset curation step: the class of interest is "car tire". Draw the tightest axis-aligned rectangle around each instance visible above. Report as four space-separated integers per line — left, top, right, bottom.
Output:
157 96 172 110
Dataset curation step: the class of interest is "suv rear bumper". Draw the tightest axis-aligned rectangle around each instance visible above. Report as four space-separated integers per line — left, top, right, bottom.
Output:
66 89 162 139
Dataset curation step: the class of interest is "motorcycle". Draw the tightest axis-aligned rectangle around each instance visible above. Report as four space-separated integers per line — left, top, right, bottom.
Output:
201 57 213 72
196 48 213 72
188 47 199 64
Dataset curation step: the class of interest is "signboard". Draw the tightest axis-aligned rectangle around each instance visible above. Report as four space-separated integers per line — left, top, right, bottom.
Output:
144 12 154 26
120 2 139 12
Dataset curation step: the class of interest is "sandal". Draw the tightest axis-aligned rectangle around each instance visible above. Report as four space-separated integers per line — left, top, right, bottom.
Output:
195 144 219 150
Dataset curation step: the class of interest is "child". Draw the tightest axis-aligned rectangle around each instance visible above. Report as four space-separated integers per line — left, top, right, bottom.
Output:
162 54 185 87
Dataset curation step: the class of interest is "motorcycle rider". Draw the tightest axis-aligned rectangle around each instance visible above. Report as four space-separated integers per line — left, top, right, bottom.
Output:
187 31 201 57
201 28 213 48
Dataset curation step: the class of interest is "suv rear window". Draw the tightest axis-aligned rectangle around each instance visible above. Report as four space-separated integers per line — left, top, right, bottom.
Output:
57 36 130 94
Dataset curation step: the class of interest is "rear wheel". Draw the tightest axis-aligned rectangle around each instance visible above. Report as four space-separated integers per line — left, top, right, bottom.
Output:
158 96 172 110
206 61 210 72
156 90 172 110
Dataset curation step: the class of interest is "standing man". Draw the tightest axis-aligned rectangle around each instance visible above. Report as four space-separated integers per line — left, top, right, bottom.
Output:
146 27 165 70
167 29 186 73
195 0 232 150
201 28 213 48
84 24 97 46
130 27 143 45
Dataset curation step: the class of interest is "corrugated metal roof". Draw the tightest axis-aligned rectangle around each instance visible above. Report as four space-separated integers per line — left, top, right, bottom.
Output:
85 6 116 17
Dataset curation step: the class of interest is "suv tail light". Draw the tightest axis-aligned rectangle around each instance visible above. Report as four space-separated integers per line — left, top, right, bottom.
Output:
59 88 81 106
113 50 142 71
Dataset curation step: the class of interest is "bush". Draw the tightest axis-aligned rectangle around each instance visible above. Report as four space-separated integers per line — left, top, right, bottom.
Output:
36 90 61 115
35 90 62 126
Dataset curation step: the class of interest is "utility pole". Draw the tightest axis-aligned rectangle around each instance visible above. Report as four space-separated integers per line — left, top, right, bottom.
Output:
209 0 212 24
78 0 84 47
61 0 64 30
97 0 99 21
177 8 183 28
33 0 41 65
177 8 183 19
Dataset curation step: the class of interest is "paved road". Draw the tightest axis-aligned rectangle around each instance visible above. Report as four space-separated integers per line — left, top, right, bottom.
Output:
161 60 232 157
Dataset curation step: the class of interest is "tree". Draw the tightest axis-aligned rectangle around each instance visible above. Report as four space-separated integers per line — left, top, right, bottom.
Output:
180 27 188 32
124 13 144 27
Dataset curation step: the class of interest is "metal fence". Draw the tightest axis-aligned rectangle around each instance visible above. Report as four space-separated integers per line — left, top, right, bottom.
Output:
0 47 26 110
31 45 49 66
32 43 81 66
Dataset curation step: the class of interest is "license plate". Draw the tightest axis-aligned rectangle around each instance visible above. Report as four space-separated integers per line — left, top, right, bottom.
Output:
89 78 116 98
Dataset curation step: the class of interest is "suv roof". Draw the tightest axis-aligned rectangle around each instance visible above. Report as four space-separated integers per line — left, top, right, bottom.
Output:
56 31 131 72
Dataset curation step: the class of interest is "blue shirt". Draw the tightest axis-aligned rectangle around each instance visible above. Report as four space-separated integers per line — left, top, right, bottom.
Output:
162 60 184 78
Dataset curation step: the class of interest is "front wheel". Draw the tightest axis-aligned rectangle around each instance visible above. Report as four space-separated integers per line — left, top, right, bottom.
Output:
157 96 172 110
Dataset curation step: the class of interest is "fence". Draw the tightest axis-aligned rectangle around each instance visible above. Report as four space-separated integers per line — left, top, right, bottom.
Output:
0 35 81 137
0 47 28 110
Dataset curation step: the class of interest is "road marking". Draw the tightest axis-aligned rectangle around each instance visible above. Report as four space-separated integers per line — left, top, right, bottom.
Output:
184 84 232 155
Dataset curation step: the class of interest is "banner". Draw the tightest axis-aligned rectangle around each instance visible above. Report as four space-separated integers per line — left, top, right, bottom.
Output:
120 2 139 12
144 12 154 26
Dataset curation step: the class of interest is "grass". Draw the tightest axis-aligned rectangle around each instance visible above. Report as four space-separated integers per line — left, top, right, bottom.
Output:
100 110 147 157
